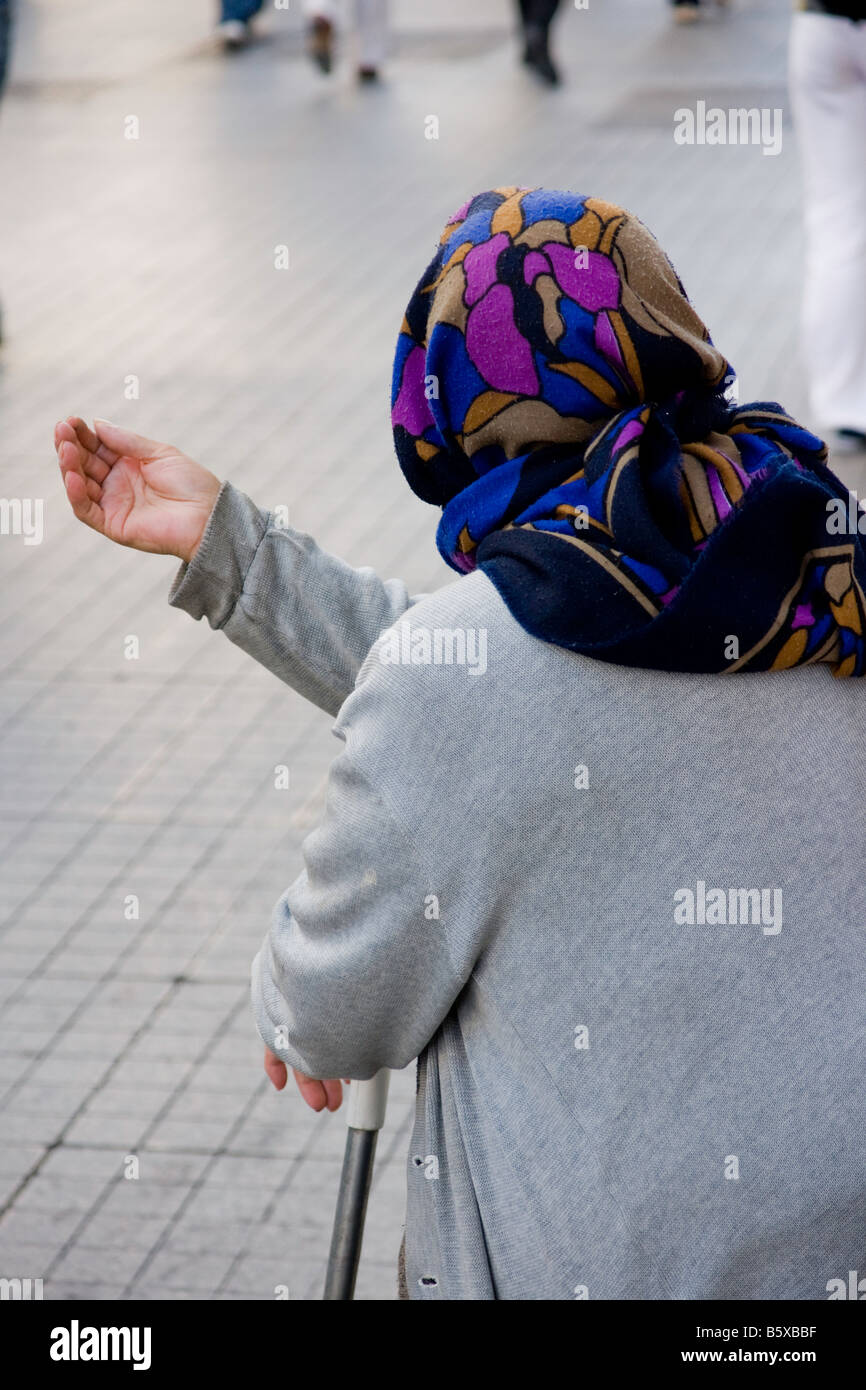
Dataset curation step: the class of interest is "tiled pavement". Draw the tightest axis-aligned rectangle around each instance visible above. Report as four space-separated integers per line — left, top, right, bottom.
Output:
1 0 863 1301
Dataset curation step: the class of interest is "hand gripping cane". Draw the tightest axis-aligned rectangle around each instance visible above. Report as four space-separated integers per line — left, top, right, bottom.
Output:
323 1069 390 1299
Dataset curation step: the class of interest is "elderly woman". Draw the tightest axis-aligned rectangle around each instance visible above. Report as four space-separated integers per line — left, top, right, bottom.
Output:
55 188 866 1301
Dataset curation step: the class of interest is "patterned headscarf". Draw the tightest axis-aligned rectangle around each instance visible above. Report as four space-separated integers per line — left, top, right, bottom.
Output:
392 187 866 676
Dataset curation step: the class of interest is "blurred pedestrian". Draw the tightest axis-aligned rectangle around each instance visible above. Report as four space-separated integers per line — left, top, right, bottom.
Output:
215 1 264 51
0 0 9 90
0 0 11 345
304 0 389 82
517 0 563 85
790 1 866 454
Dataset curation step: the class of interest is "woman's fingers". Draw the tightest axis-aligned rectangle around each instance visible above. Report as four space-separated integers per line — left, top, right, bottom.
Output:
93 417 165 462
61 461 106 533
293 1072 327 1109
264 1048 288 1091
55 420 83 464
68 417 116 477
321 1079 343 1112
264 1054 344 1111
57 427 106 526
55 418 113 484
291 1070 344 1113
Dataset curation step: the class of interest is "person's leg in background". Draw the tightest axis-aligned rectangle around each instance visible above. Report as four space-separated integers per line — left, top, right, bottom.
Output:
303 0 388 81
671 0 701 23
517 0 562 86
790 13 866 451
670 1 731 23
0 0 11 345
0 0 10 93
355 0 388 81
216 0 264 50
303 0 337 73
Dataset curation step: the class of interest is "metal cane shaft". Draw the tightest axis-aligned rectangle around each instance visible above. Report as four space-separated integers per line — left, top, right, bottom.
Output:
323 1126 380 1299
323 1069 391 1300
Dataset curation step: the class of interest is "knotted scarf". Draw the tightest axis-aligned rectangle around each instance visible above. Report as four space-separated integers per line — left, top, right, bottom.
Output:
391 187 865 676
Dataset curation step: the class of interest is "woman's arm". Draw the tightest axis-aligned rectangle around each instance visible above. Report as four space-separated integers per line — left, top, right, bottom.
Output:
251 653 493 1084
168 480 424 715
55 416 427 715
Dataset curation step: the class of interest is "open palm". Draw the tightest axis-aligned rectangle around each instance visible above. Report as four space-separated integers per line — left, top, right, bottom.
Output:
55 416 222 564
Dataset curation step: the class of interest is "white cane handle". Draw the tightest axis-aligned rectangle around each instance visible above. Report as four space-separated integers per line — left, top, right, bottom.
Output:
346 1068 390 1130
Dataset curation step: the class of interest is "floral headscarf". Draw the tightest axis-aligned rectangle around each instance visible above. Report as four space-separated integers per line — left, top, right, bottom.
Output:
392 187 865 676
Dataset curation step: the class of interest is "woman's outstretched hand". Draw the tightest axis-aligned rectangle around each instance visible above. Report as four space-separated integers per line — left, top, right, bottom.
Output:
55 416 222 564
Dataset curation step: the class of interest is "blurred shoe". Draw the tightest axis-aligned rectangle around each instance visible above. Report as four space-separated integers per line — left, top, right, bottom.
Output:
357 65 380 83
524 28 560 86
216 19 249 50
673 3 701 22
308 16 334 73
829 428 866 456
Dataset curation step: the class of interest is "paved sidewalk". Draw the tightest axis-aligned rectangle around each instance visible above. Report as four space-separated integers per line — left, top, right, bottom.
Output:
0 0 859 1301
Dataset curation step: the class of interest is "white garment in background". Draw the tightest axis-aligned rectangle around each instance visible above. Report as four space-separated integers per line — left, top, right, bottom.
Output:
302 0 389 69
789 13 866 433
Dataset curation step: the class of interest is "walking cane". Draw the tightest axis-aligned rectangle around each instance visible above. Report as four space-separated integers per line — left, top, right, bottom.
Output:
323 1068 391 1299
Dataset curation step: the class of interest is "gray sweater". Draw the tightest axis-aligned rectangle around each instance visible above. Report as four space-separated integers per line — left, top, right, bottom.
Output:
170 481 866 1301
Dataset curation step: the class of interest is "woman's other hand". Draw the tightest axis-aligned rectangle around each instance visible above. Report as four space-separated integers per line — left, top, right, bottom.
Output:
263 1048 351 1113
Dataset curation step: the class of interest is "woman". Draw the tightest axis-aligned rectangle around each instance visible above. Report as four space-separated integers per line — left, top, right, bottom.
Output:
55 188 866 1300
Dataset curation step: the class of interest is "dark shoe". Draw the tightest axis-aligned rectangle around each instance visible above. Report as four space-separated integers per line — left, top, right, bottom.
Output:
308 16 334 73
357 65 380 83
216 19 249 51
524 29 559 86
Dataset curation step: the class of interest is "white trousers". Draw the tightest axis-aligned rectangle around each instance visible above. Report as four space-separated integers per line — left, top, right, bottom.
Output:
302 0 389 69
789 13 866 433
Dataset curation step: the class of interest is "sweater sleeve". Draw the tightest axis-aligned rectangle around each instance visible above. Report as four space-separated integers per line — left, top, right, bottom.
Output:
168 480 429 716
250 739 471 1081
249 631 495 1080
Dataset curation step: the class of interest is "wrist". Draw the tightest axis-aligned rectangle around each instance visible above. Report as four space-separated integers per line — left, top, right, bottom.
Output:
182 484 222 565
